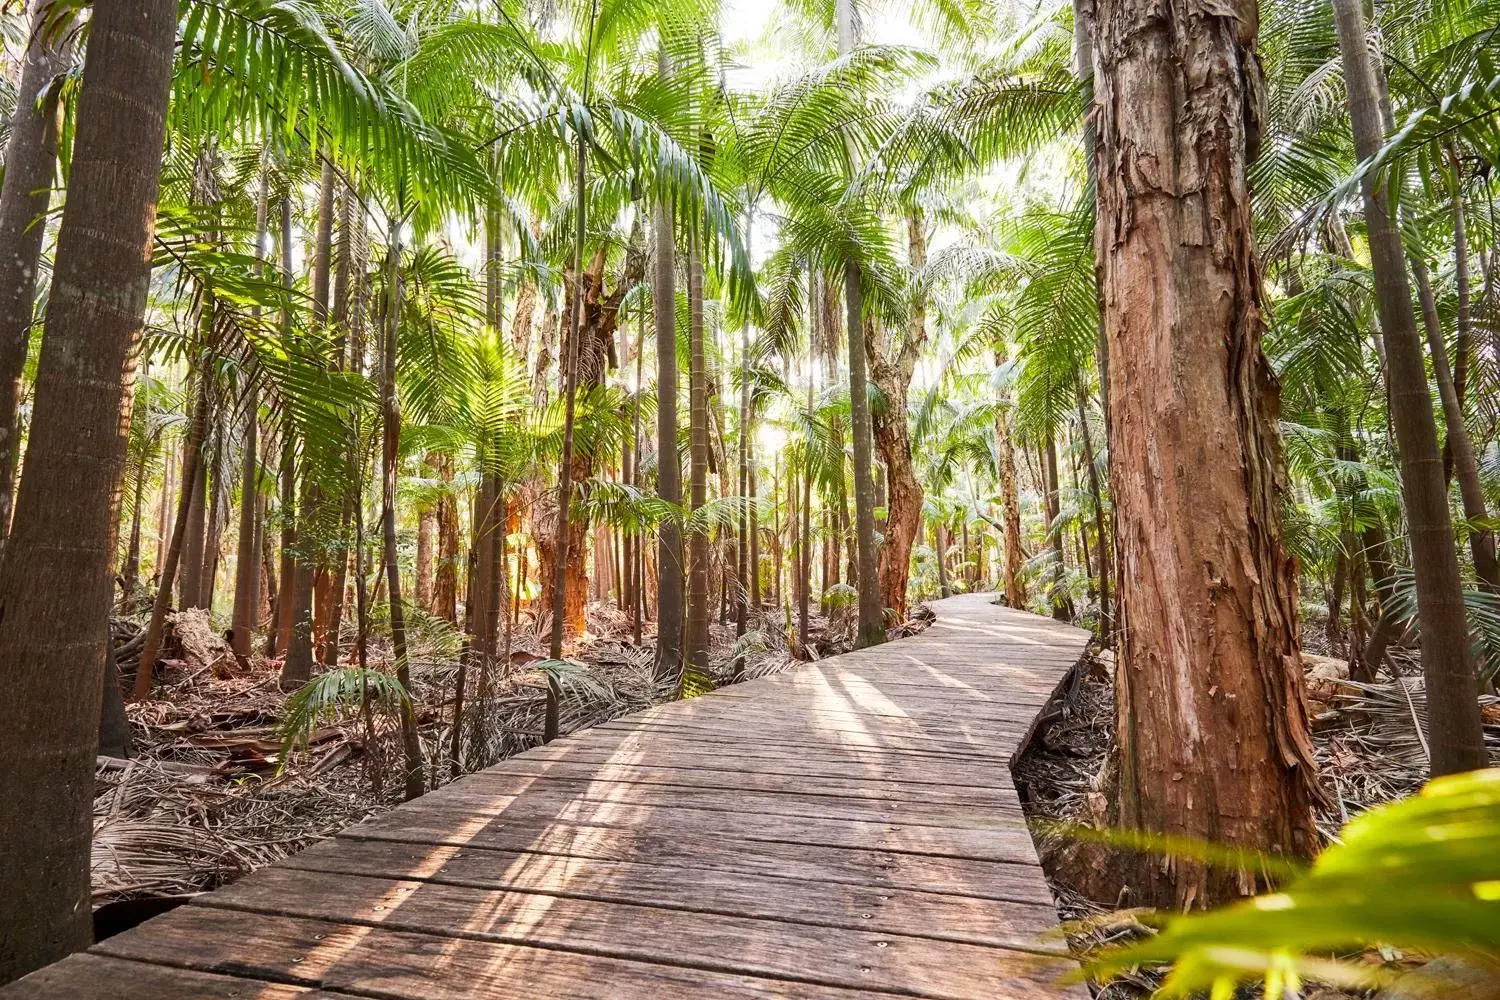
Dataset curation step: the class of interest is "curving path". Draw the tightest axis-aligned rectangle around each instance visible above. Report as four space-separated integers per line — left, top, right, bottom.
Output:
5 593 1091 1000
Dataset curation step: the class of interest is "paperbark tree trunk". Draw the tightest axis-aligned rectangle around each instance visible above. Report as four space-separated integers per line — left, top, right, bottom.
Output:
1094 0 1321 906
0 0 175 979
832 0 883 649
0 0 72 545
866 212 927 622
1333 0 1487 774
994 348 1027 608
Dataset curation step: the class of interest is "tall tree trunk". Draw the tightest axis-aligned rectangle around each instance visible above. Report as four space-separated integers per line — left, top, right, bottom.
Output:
773 455 785 612
0 0 72 545
259 491 277 632
1094 0 1321 906
865 212 927 622
961 518 972 590
1076 384 1111 640
994 350 1027 608
844 266 885 648
272 435 296 655
1333 0 1487 774
99 636 132 760
231 153 269 662
1360 519 1405 676
321 186 363 664
231 405 259 661
282 164 337 686
273 194 298 657
685 232 712 683
653 195 684 689
0 0 175 979
736 253 752 646
831 0 882 648
380 221 425 801
134 375 211 699
630 302 646 644
417 497 437 610
545 129 590 740
430 453 459 621
157 441 174 575
1043 433 1076 621
1410 258 1499 593
121 461 148 602
798 298 816 654
933 520 951 599
201 434 227 610
178 411 208 609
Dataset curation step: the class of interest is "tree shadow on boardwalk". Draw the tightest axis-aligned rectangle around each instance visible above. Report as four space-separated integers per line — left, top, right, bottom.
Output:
8 595 1092 1000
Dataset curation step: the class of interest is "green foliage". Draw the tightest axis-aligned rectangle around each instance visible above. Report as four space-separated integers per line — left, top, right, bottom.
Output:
1088 768 1500 997
276 665 410 761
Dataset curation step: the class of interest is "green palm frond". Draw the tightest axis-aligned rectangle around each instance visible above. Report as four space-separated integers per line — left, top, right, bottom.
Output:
1087 768 1500 997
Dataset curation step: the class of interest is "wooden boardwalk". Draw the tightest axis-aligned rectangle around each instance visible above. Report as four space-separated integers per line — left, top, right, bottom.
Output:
7 594 1091 999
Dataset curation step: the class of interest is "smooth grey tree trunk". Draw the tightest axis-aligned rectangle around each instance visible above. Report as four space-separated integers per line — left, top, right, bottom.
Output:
0 0 177 980
1333 0 1487 775
0 0 72 546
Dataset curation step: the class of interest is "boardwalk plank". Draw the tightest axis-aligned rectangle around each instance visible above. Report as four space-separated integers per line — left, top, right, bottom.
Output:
92 906 928 1000
280 836 1061 939
0 954 354 999
344 787 1043 862
447 770 1025 827
520 741 1023 789
342 821 1050 899
192 867 1075 1000
475 756 1023 806
1 595 1091 1000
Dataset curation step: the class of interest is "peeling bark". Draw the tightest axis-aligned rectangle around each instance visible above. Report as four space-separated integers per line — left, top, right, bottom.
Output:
1094 0 1321 907
866 212 928 621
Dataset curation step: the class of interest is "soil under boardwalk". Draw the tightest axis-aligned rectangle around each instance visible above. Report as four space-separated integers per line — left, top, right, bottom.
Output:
5 593 1091 1000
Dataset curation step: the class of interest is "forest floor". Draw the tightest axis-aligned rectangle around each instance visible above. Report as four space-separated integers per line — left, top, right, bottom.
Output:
1013 615 1500 998
94 597 918 930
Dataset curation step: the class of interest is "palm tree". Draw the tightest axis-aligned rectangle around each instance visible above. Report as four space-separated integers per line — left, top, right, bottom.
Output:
0 0 178 981
685 230 713 682
1331 0 1487 775
653 185 685 688
0 0 73 545
377 218 427 801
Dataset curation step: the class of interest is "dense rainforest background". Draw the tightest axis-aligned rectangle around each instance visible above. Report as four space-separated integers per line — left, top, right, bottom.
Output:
0 0 1497 992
